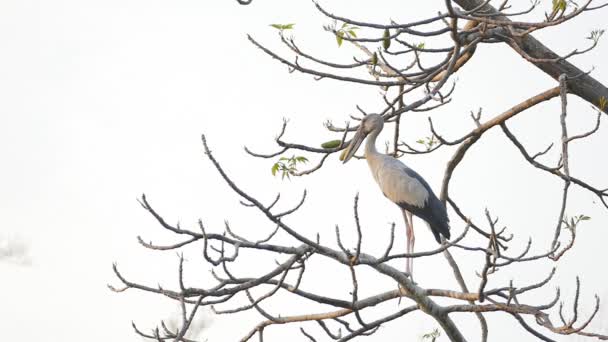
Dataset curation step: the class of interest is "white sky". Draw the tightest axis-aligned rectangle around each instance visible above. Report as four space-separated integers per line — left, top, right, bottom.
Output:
1 0 607 341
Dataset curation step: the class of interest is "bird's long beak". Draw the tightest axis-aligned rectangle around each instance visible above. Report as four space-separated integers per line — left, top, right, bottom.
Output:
341 126 366 163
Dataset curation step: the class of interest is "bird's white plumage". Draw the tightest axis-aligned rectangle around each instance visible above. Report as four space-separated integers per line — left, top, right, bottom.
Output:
366 152 429 208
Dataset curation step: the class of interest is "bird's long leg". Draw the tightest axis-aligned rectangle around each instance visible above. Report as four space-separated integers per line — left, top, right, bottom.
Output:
402 209 414 279
407 211 414 277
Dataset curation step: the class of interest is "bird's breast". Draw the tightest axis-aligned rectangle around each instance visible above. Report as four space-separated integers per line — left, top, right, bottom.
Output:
367 157 429 208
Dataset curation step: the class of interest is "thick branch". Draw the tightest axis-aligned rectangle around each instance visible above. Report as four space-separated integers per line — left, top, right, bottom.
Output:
453 0 608 114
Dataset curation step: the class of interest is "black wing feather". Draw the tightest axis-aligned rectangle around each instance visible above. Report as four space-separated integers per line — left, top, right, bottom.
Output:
398 167 450 243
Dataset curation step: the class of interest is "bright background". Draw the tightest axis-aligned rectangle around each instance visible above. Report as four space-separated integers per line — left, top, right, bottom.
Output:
1 1 607 341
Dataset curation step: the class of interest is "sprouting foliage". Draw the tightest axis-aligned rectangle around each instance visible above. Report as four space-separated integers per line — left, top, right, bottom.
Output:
587 29 605 44
334 22 359 47
562 214 591 232
382 28 391 50
370 52 378 67
421 328 441 341
552 0 567 12
416 136 439 151
270 23 295 32
271 155 309 179
416 42 426 50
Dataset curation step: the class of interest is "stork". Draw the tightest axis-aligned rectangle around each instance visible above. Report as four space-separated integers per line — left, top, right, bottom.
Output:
342 114 450 277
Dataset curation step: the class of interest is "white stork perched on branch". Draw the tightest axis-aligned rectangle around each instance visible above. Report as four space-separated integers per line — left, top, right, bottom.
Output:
342 114 450 276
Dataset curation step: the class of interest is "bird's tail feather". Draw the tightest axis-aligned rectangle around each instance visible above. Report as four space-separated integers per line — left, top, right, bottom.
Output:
429 218 450 243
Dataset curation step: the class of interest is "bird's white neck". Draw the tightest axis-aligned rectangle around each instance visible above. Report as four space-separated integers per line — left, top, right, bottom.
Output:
363 128 385 185
364 128 381 159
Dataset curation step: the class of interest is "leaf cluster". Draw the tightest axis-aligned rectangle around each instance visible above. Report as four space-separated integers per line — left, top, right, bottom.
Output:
335 21 359 47
587 29 605 44
562 214 591 232
271 155 309 179
416 135 439 151
421 328 441 342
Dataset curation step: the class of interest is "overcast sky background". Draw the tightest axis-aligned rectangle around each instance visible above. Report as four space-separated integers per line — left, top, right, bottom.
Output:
1 0 607 341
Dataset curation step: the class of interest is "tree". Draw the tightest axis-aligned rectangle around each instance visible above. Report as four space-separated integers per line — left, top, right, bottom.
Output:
109 1 608 341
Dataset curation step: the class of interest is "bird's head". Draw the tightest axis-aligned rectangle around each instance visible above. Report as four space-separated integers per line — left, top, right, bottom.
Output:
341 114 384 163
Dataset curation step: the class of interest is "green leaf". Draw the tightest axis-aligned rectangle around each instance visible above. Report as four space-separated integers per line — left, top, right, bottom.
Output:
416 139 425 144
295 156 309 163
371 52 378 66
552 0 566 11
336 32 344 46
580 215 591 221
270 23 295 31
348 30 357 38
382 28 391 50
271 163 280 176
321 140 342 149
